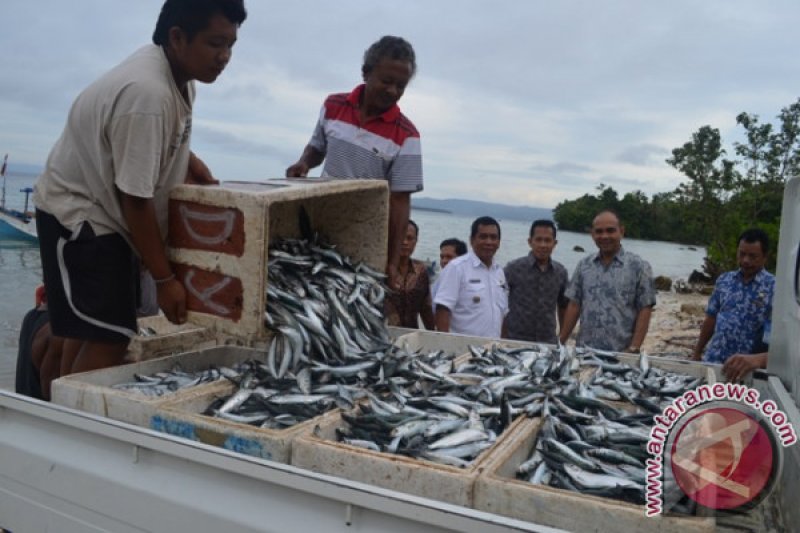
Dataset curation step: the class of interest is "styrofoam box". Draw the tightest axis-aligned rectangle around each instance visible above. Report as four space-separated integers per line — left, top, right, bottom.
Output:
477 338 559 351
291 408 527 508
386 325 417 340
481 341 718 385
51 346 266 428
152 383 332 463
167 179 389 345
611 352 717 384
127 314 216 363
474 417 716 533
393 330 493 356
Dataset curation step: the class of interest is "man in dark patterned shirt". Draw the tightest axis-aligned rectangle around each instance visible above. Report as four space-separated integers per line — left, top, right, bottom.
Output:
503 220 568 344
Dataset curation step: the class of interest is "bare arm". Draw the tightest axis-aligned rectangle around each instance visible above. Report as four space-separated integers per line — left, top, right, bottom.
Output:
557 305 566 334
723 352 768 382
185 152 219 185
120 192 186 325
420 305 435 331
387 191 411 287
435 305 451 333
559 301 581 345
691 314 717 361
31 320 62 401
627 305 653 352
420 292 435 331
286 145 325 177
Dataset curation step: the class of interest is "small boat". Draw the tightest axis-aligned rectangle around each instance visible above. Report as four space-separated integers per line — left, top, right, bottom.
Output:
0 154 38 241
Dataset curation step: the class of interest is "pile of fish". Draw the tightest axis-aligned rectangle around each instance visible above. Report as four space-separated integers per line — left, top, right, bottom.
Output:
516 411 650 503
119 236 712 499
334 397 499 468
112 365 226 397
515 350 707 505
581 349 703 412
204 347 464 430
331 343 589 467
451 343 586 418
264 237 391 378
203 360 360 429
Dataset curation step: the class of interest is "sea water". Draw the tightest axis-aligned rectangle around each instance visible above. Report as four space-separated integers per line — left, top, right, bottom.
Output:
0 186 707 390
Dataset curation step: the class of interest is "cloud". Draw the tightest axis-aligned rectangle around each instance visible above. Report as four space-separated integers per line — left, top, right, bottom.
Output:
616 144 670 166
4 0 800 208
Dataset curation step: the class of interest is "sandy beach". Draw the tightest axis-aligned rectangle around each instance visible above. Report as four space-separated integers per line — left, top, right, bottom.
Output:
642 290 708 359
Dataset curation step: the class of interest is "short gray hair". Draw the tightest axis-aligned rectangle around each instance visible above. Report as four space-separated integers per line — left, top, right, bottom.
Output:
362 36 417 78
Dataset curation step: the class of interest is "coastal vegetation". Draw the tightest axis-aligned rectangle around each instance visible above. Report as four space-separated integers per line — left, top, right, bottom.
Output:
553 98 800 276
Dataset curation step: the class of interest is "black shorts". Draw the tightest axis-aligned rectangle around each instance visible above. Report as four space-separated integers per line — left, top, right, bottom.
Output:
36 209 139 343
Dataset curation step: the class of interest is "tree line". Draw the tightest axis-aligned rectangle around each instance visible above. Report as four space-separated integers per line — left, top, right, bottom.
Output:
553 98 800 277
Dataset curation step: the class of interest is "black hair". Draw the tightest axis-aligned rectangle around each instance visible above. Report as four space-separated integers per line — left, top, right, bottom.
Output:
407 219 419 237
440 238 467 256
470 216 501 240
592 208 622 227
153 0 247 46
530 219 557 239
362 36 417 78
738 228 770 255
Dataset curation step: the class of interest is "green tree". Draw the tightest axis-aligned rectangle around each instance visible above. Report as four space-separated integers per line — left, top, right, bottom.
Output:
617 190 650 239
665 126 737 245
554 99 795 277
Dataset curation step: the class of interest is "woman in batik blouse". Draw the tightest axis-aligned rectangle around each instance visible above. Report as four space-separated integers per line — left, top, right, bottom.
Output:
385 220 435 329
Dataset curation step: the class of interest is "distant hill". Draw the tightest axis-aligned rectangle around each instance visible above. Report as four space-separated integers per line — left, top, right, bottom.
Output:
5 162 43 177
412 197 553 222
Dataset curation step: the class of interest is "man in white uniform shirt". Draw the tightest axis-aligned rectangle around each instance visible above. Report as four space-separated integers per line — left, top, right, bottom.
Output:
434 217 508 338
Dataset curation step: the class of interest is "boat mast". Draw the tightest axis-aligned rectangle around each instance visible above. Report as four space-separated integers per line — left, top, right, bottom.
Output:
1 153 7 211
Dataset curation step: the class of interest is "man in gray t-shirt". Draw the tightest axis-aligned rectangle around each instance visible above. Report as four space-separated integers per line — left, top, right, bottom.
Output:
32 0 247 384
559 210 656 353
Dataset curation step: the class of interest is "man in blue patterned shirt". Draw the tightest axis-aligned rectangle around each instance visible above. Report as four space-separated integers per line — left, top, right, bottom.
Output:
559 210 656 352
691 228 775 366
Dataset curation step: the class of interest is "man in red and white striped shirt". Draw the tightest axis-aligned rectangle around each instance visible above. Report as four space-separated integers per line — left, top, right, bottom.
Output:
286 36 423 288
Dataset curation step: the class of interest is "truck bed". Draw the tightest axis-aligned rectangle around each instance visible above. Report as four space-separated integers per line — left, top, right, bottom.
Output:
0 391 562 533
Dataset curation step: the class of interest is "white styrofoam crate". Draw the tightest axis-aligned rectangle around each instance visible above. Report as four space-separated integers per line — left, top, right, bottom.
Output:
474 417 716 533
386 325 417 341
152 383 332 463
611 352 717 383
291 408 527 508
392 330 492 356
51 346 266 427
127 314 216 362
167 179 389 345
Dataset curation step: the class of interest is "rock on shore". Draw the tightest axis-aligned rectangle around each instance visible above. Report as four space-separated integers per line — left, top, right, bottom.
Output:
642 291 707 359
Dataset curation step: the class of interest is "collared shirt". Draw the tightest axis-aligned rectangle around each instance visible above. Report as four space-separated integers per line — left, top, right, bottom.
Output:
434 251 508 338
703 269 775 364
385 258 432 329
504 254 568 344
308 85 423 193
565 247 656 351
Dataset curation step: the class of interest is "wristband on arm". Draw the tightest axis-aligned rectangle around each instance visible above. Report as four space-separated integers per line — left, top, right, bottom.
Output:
154 273 176 285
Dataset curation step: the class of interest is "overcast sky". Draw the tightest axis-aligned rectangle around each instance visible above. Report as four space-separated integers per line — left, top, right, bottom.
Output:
2 0 798 208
